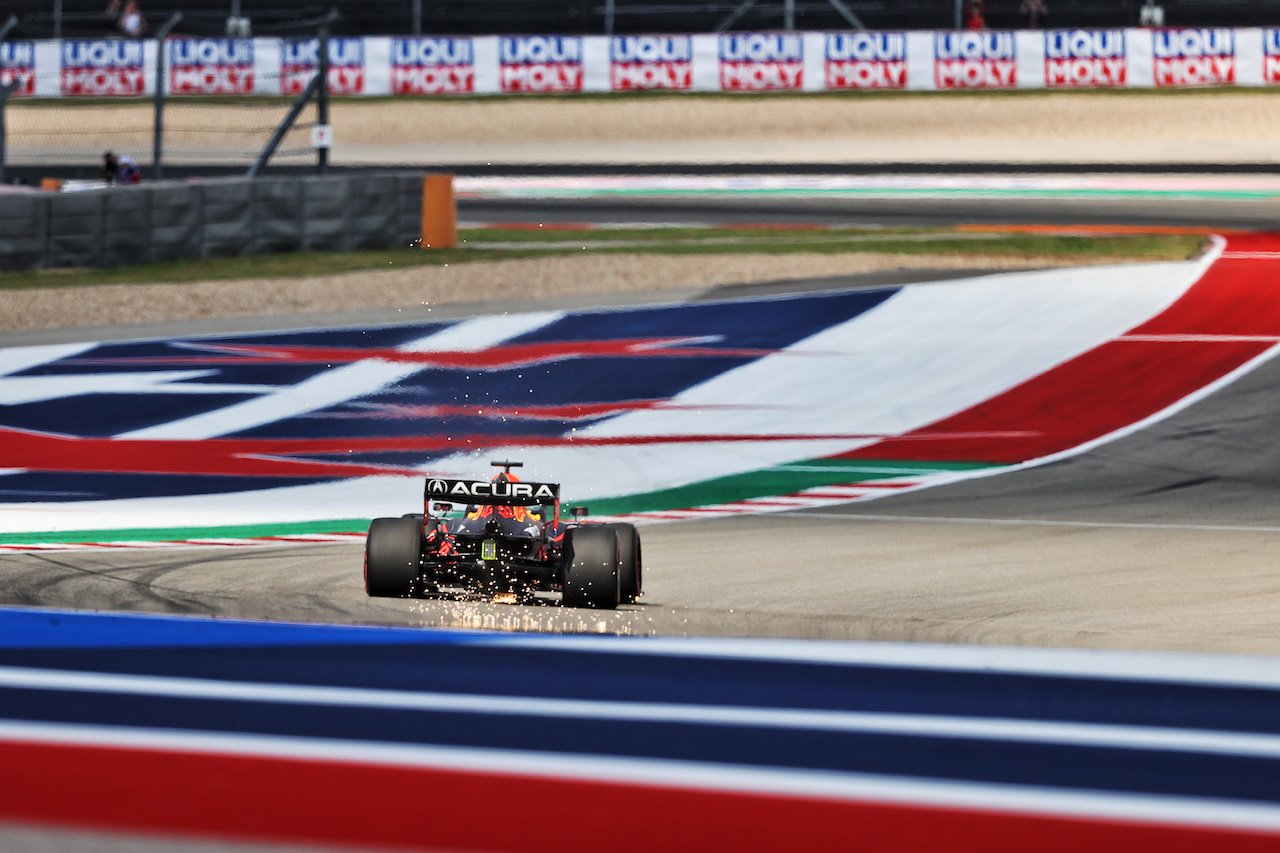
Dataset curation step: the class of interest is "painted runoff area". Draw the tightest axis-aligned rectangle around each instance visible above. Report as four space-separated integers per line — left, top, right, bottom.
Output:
3 605 1280 850
456 174 1280 202
8 234 1280 548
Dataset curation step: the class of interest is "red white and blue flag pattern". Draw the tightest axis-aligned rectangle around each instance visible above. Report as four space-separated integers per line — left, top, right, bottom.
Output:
1 607 1280 849
5 235 1280 545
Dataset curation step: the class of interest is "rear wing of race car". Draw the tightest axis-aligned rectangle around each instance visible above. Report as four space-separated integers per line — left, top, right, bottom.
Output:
423 477 560 506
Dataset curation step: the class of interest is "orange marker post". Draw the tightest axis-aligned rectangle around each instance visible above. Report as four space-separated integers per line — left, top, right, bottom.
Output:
420 174 457 249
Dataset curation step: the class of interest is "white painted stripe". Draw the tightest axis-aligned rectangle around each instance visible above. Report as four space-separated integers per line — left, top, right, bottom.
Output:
797 485 871 494
457 175 1280 194
743 492 821 501
1222 252 1280 259
87 540 176 549
789 512 1280 535
0 536 365 553
3 664 1278 759
2 720 1279 834
0 370 272 406
0 343 96 378
779 465 954 474
121 312 565 440
1121 334 1280 343
506 633 1280 692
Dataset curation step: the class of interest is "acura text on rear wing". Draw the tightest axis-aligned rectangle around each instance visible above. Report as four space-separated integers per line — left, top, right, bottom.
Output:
424 478 560 505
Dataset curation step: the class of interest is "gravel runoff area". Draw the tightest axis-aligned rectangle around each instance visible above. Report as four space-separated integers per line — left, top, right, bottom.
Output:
9 90 1280 165
2 252 1115 333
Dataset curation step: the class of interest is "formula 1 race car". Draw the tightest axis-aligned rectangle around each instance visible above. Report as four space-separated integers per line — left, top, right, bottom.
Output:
364 461 641 609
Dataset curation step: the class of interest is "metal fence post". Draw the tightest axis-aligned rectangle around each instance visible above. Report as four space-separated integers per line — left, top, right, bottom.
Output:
0 15 19 185
317 24 329 175
247 72 320 178
152 12 183 181
0 81 17 185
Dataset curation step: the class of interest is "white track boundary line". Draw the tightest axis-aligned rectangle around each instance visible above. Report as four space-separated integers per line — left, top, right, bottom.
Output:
786 512 1280 535
4 665 1280 759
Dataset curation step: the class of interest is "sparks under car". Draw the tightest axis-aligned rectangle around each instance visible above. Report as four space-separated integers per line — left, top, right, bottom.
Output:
364 462 641 609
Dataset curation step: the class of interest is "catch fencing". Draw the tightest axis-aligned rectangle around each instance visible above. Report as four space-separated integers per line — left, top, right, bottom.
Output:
0 27 1271 170
0 172 426 271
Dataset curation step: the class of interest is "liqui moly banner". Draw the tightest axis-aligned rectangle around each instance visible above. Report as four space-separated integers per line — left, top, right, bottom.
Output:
825 32 907 89
391 37 473 94
0 42 35 97
282 37 365 95
1044 30 1126 87
720 33 803 90
167 38 253 95
610 36 692 90
1264 29 1280 84
935 31 1016 88
1153 28 1234 87
26 28 1280 99
61 39 145 96
500 36 582 93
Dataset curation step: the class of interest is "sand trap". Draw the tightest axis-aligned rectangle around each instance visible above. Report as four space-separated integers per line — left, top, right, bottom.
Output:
1 251 1111 332
9 91 1280 165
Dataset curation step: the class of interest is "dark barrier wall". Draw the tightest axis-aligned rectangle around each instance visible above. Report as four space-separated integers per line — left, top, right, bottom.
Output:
9 0 1280 37
0 173 425 272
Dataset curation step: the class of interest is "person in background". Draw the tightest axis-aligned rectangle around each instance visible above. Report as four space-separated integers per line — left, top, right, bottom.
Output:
102 151 141 185
103 0 147 37
965 0 986 30
1021 0 1047 29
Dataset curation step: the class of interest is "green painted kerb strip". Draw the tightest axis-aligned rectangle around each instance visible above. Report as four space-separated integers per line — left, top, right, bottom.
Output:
583 458 997 517
0 518 372 546
3 459 1002 544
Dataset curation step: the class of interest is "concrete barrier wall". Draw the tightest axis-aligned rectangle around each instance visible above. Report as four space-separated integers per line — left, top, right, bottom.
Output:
0 173 425 271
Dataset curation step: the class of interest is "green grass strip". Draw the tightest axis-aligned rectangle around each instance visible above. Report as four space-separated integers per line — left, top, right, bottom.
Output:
581 458 997 517
0 228 1206 292
0 518 372 546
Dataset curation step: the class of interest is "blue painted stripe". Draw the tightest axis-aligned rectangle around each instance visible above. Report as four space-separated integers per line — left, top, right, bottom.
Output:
2 683 1280 804
0 606 485 649
3 608 1280 736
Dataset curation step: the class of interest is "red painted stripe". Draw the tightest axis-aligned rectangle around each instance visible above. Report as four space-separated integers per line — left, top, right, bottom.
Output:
1 740 1276 853
958 223 1221 236
837 235 1280 465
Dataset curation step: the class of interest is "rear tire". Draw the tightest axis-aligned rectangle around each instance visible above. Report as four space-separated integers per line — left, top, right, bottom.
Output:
365 517 422 597
562 527 620 609
605 523 642 603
